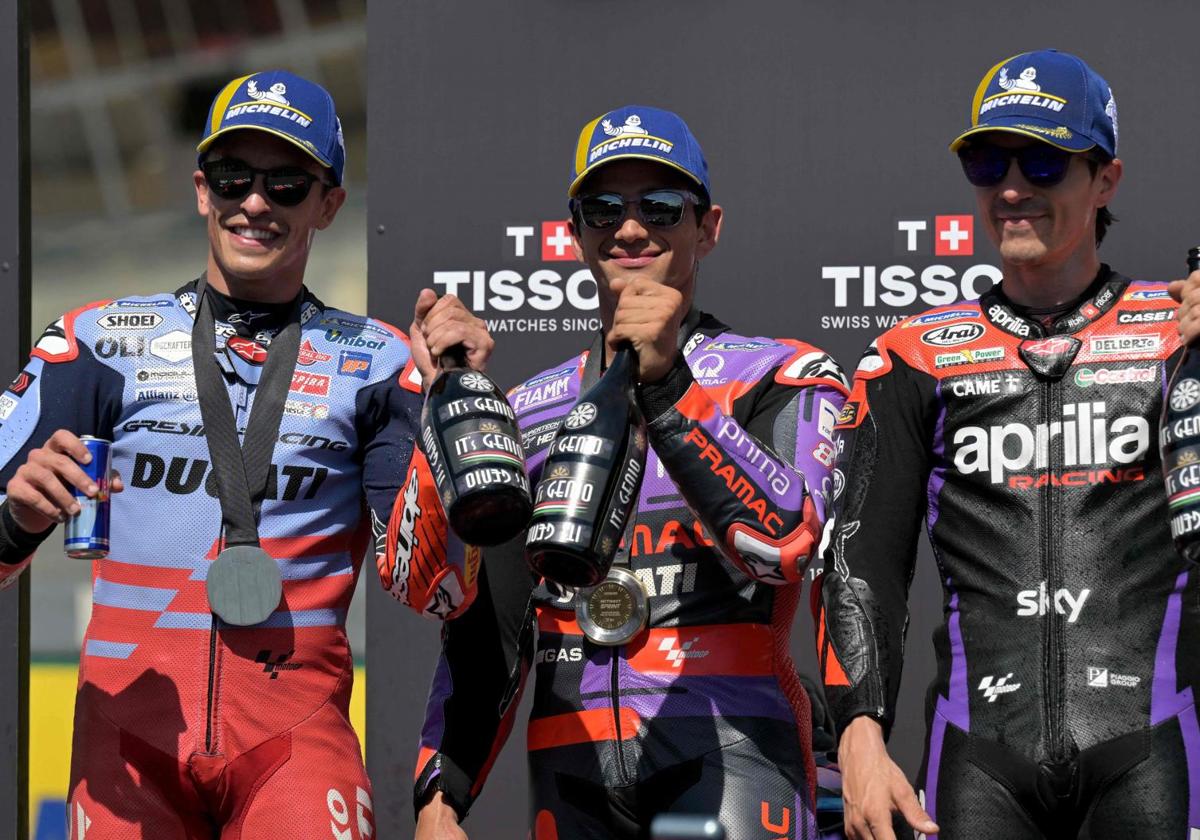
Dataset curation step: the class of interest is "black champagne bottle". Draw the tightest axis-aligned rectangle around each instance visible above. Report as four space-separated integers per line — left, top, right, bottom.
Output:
421 345 532 546
1162 247 1200 562
526 346 648 587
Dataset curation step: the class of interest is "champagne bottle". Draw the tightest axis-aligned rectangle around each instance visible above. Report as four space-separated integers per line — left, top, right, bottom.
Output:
421 344 532 546
526 346 648 587
1162 247 1200 562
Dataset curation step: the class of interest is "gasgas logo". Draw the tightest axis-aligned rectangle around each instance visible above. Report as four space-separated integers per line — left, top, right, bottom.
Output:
951 401 1149 488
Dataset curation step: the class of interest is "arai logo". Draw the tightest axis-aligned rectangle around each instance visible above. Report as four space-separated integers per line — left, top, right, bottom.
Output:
921 323 985 347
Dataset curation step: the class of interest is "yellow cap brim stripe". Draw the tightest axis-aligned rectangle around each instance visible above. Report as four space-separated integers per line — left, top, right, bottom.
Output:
574 116 604 179
208 74 254 137
949 125 1094 154
969 54 1023 128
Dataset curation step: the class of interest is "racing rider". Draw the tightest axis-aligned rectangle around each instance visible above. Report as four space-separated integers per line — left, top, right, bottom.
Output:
404 105 849 839
0 71 481 838
818 50 1195 839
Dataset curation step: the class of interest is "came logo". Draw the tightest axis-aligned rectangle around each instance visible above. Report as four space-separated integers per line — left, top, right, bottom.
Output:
978 673 1021 702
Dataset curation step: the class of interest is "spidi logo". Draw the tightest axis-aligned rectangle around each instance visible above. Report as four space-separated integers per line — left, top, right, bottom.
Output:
821 214 1001 331
951 401 1149 487
433 221 600 334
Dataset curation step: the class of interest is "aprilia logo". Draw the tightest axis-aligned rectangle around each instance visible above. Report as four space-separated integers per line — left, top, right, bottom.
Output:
952 402 1149 484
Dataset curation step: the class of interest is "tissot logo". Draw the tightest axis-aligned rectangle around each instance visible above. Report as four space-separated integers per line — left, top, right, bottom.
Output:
433 222 601 334
821 215 999 330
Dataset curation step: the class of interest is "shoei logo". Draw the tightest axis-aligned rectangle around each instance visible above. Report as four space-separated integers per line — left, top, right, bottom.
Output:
978 673 1021 702
658 636 709 667
247 79 289 105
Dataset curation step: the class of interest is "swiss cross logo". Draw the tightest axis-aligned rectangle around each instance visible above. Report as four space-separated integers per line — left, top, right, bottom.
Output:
541 220 575 261
935 215 974 256
290 371 330 396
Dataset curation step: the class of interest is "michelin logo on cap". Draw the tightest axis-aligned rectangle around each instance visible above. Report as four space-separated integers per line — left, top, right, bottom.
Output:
979 64 1067 117
569 105 710 198
588 114 676 164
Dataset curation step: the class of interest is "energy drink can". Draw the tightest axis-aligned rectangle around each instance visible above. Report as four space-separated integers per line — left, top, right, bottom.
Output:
65 436 111 559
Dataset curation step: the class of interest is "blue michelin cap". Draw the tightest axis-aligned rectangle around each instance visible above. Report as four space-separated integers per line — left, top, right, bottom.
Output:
569 105 709 198
950 49 1118 158
197 70 346 185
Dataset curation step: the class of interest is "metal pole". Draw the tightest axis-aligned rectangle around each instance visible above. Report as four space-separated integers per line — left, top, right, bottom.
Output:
0 0 31 835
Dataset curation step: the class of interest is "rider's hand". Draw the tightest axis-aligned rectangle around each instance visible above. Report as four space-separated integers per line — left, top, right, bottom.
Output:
606 277 687 383
839 716 938 840
410 289 495 389
7 429 125 534
414 791 468 840
1169 269 1200 346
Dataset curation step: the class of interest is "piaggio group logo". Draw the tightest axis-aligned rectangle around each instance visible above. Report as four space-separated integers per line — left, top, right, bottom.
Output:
820 213 1000 332
432 220 599 335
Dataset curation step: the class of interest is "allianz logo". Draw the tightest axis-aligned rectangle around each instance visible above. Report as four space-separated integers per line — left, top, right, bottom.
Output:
952 401 1148 483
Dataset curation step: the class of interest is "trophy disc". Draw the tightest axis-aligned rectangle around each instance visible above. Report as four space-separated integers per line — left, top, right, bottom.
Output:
575 566 649 646
206 545 283 626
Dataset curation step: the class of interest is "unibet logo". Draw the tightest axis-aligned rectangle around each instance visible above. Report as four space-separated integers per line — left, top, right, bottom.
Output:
952 401 1149 484
1016 581 1090 623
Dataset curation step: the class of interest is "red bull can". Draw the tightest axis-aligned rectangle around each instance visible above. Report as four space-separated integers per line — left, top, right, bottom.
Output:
65 436 111 559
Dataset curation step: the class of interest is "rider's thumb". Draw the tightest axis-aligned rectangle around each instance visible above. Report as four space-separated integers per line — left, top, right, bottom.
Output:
896 787 938 835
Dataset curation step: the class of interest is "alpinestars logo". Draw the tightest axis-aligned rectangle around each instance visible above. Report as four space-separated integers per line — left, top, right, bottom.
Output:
978 673 1021 702
255 649 302 679
659 636 709 667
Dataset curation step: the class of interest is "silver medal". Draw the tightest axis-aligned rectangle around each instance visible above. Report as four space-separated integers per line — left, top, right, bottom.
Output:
575 566 649 646
206 544 283 626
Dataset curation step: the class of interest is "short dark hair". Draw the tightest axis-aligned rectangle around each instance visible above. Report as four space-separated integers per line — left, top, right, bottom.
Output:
1085 152 1116 246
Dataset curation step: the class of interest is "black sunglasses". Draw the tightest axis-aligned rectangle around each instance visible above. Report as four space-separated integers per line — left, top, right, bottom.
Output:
202 157 329 206
573 189 703 230
957 143 1085 188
